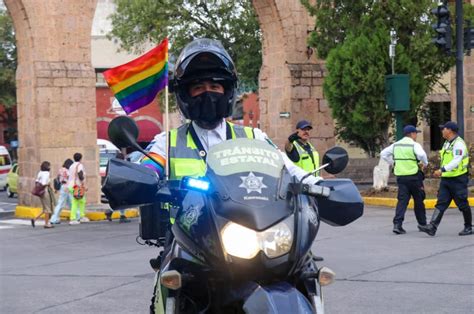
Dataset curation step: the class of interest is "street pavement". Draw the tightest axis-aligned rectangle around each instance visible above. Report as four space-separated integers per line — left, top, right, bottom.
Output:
0 189 18 217
0 205 473 313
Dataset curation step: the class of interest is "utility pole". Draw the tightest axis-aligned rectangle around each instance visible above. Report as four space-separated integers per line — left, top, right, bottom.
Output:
455 0 464 137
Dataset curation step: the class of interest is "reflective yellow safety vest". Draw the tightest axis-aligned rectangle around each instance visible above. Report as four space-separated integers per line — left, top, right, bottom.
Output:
293 141 320 176
168 121 254 179
440 136 469 178
393 137 419 176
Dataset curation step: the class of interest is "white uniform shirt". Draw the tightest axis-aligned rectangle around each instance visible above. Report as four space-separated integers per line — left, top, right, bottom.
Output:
441 136 467 172
380 137 428 167
149 119 322 184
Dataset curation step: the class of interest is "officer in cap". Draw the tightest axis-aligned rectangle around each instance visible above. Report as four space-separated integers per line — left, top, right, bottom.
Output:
419 121 473 236
285 120 320 176
381 125 428 234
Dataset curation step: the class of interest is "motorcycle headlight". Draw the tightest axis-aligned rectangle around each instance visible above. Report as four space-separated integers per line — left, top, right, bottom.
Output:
260 219 293 258
221 223 260 259
221 216 294 259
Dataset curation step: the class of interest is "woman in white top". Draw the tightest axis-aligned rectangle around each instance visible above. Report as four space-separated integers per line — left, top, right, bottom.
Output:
32 161 56 228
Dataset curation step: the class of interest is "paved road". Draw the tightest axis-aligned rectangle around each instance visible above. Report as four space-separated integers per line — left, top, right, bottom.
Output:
0 206 473 313
0 189 18 216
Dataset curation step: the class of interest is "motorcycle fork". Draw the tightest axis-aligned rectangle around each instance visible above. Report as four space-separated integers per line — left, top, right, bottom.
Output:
304 277 324 314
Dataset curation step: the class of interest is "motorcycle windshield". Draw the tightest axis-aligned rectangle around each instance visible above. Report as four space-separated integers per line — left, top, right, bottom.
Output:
207 138 284 178
207 138 291 231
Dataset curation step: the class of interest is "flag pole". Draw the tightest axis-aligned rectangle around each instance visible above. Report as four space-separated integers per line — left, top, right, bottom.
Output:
164 85 170 180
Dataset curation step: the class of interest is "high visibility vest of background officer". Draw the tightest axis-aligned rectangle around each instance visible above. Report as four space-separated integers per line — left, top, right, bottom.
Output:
419 121 473 237
380 125 428 235
285 120 320 176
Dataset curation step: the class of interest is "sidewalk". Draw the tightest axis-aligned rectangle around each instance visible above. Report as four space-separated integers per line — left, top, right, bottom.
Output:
14 203 139 221
363 196 474 209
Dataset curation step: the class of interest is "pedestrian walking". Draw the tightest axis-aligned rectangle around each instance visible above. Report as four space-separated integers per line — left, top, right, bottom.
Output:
50 158 73 224
68 153 88 225
31 161 56 228
380 125 428 234
419 121 473 236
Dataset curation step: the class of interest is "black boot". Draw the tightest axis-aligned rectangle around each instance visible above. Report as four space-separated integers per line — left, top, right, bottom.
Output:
419 209 444 236
119 215 131 223
417 224 427 232
459 209 472 236
459 226 473 236
105 210 112 222
393 224 406 234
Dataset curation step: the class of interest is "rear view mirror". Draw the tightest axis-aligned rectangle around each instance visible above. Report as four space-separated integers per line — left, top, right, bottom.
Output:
108 116 140 150
322 146 348 174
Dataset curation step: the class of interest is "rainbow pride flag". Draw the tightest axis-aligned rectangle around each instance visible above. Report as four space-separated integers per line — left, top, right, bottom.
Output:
103 38 169 114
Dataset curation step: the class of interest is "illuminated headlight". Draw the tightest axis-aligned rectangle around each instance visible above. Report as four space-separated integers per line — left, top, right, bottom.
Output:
221 216 294 259
221 223 260 259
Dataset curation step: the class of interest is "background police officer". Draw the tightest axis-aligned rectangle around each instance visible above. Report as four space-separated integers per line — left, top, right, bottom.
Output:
285 120 320 176
380 125 428 234
419 121 473 236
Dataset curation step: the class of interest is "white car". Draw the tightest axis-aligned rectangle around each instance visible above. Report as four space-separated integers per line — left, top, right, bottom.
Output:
97 139 120 203
0 145 13 191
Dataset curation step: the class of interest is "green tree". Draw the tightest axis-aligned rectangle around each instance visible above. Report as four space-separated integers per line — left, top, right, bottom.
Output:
108 0 261 91
301 0 472 156
0 6 17 139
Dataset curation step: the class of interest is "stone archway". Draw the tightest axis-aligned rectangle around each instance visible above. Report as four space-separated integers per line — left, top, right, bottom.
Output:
5 0 334 208
4 0 100 206
252 0 335 151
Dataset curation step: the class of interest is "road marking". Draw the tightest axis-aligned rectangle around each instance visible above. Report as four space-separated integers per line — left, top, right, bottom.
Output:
0 202 17 205
0 225 14 229
0 219 40 226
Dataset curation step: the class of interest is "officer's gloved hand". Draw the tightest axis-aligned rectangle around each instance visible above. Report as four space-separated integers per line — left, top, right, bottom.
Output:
288 132 300 143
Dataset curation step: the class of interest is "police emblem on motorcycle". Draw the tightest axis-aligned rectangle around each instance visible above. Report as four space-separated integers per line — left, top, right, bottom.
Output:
239 172 267 194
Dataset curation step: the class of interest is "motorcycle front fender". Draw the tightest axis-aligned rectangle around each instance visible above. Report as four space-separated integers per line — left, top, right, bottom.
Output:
243 282 313 314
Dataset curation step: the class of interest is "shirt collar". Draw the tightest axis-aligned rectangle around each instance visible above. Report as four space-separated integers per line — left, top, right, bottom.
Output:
191 119 227 140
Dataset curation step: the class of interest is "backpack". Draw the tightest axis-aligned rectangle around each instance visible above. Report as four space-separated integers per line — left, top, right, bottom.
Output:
53 175 62 191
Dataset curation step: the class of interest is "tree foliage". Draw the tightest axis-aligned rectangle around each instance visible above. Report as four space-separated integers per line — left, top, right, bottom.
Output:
0 6 17 137
0 6 16 108
108 0 262 91
301 0 473 156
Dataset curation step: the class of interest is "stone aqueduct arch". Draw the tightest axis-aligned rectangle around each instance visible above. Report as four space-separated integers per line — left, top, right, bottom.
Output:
4 0 334 207
5 0 100 206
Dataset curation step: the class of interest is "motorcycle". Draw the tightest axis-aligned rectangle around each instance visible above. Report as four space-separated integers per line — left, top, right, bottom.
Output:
102 116 364 314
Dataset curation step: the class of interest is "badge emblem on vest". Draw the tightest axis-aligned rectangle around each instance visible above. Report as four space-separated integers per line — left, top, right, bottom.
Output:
239 172 268 194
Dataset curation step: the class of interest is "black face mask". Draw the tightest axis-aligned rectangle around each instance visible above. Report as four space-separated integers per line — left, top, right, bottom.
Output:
188 91 229 128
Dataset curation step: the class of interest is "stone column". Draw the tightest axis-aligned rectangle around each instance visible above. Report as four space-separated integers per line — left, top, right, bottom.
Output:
253 0 335 153
5 0 100 206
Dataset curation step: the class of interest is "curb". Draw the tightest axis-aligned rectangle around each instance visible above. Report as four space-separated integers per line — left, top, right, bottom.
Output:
363 197 474 209
15 205 139 221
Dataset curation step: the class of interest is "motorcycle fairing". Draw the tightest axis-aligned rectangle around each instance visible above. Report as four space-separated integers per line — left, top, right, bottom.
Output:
242 282 313 314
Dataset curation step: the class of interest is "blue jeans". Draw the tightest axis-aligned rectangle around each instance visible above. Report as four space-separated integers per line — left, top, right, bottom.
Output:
51 187 71 223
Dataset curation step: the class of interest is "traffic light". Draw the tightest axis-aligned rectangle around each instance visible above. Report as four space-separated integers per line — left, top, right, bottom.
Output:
464 21 474 56
431 4 452 53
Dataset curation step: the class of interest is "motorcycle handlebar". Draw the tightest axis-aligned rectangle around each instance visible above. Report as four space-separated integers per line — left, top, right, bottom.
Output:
301 184 331 198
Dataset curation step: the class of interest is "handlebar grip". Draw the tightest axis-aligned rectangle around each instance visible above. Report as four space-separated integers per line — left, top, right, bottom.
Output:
303 184 331 197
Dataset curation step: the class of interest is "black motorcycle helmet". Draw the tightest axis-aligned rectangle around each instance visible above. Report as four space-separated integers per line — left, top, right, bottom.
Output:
171 38 238 123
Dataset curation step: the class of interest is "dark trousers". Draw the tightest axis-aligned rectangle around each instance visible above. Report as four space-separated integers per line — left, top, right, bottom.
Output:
435 174 472 227
394 174 426 225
